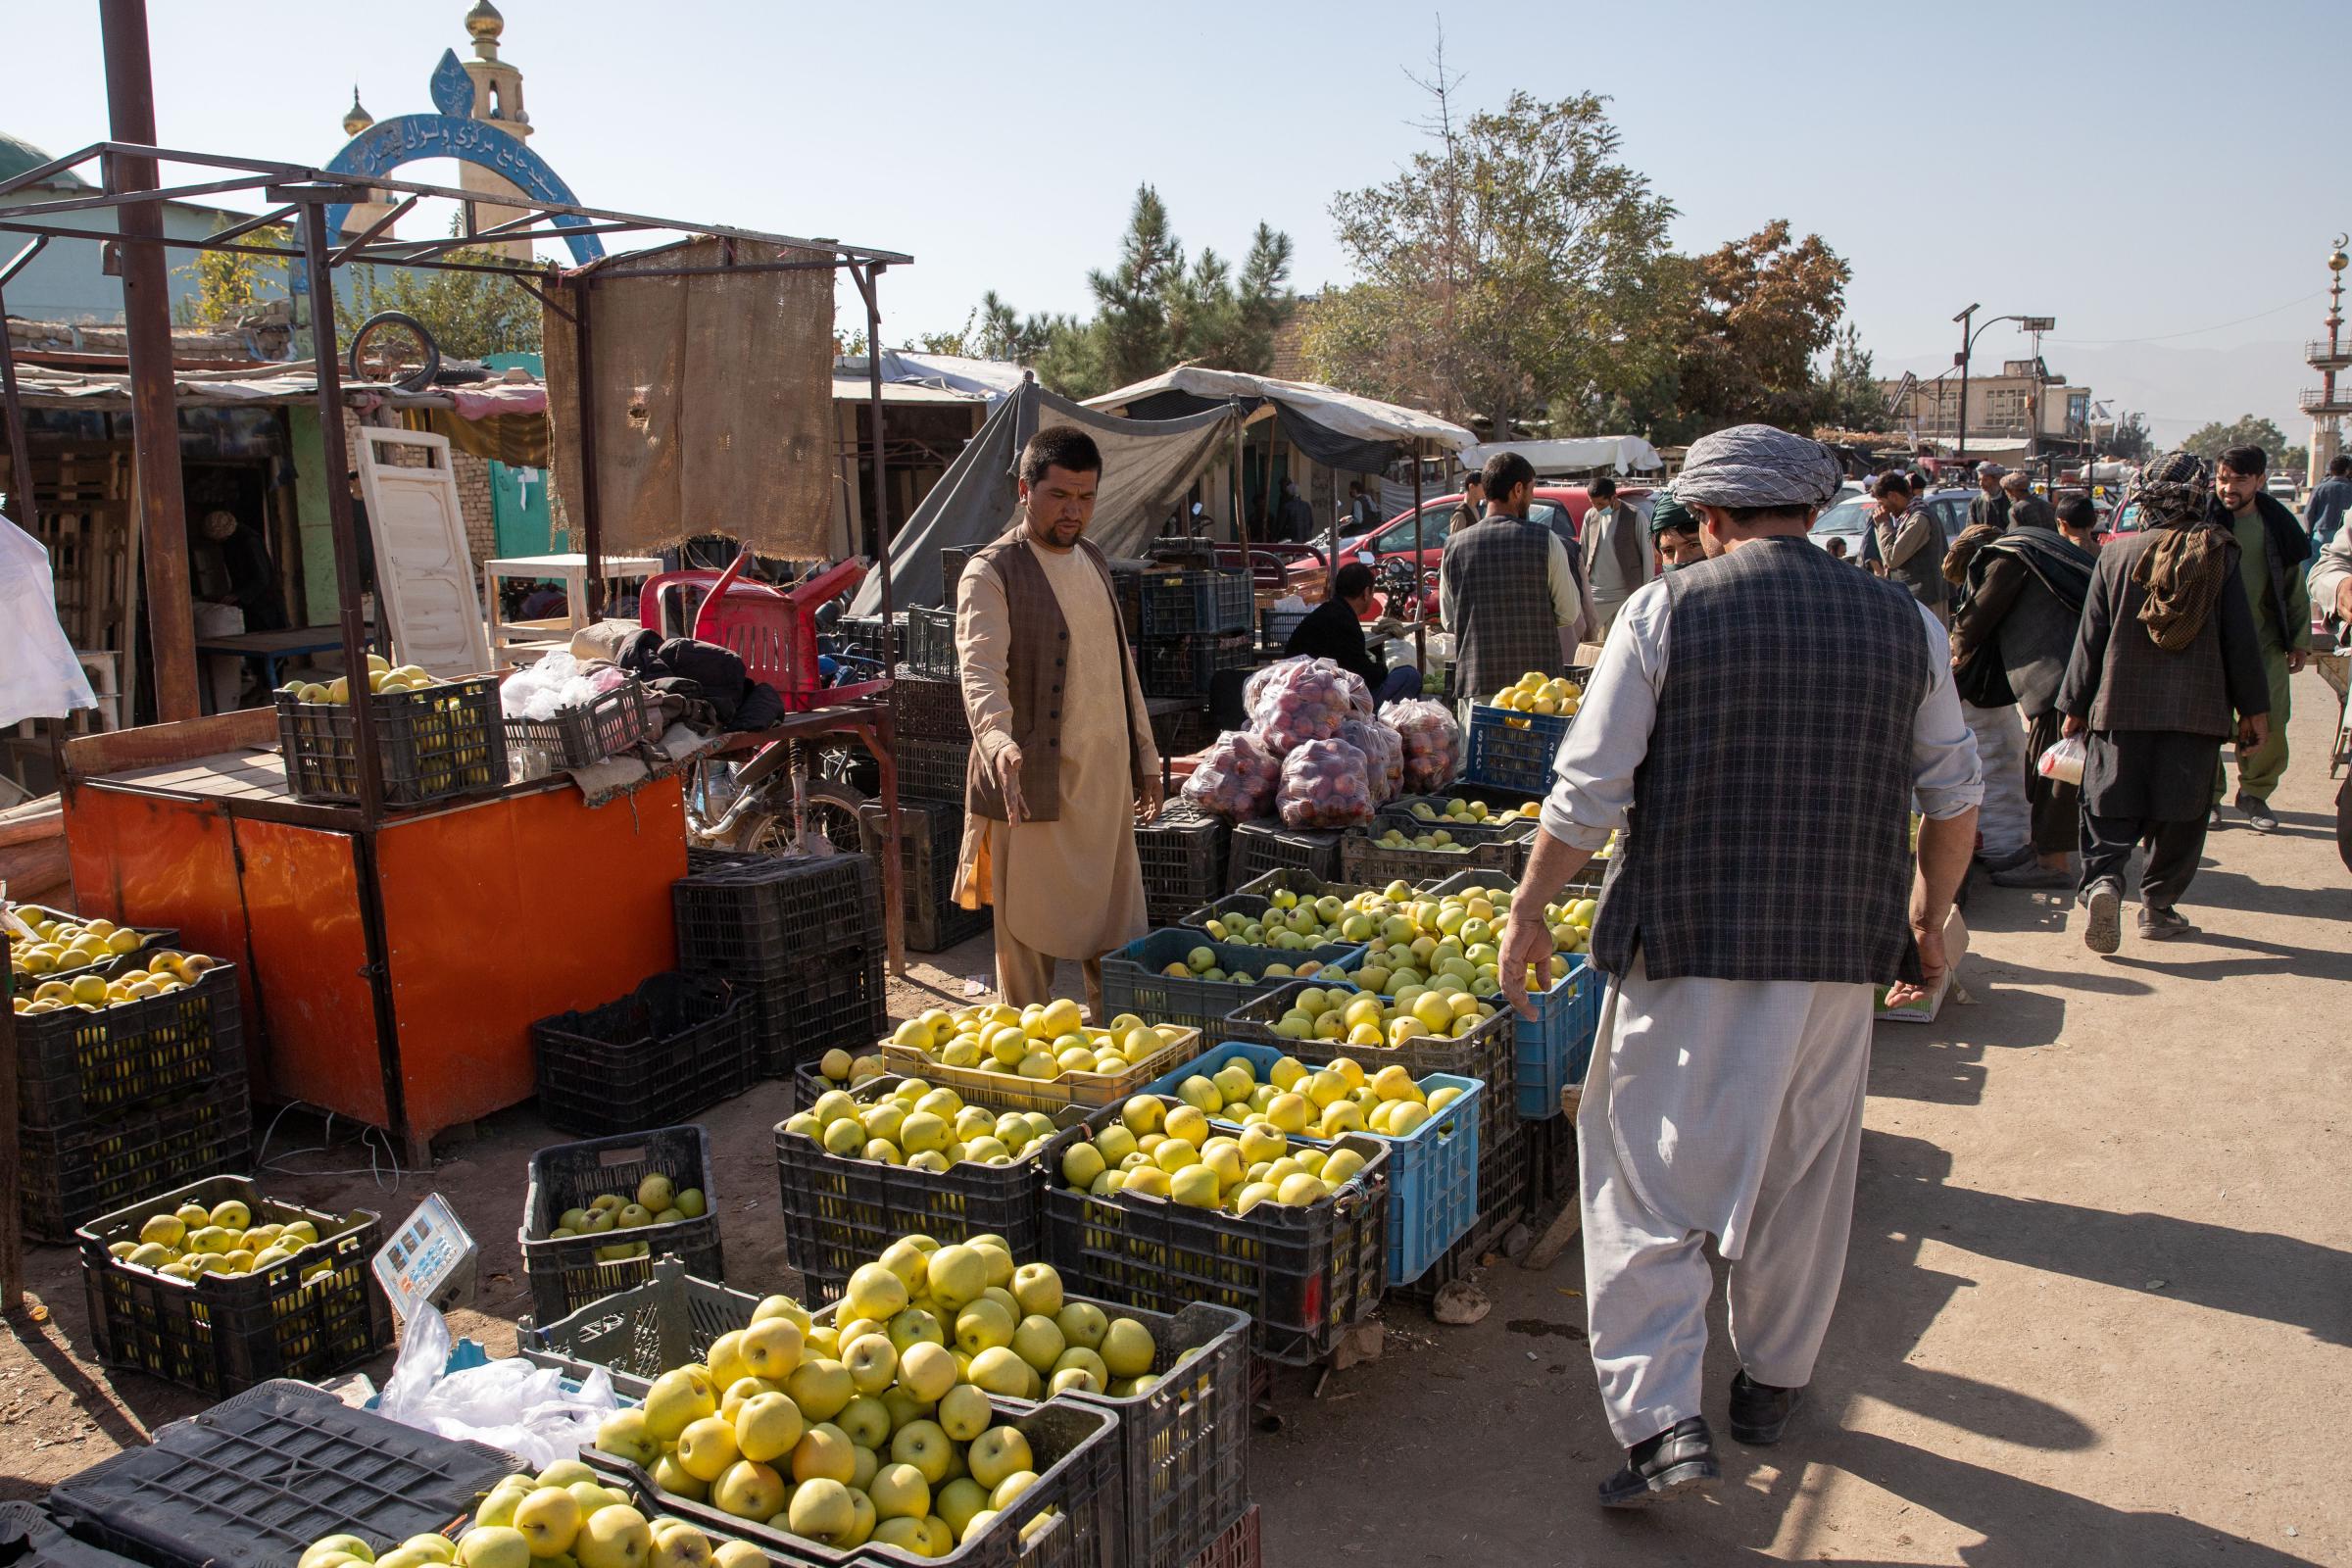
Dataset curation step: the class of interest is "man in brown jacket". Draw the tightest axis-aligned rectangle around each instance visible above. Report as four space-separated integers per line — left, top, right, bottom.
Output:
953 426 1161 1018
2055 452 2269 952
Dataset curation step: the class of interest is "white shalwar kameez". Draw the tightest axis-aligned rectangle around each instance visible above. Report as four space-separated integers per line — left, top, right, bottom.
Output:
1540 582 1982 1446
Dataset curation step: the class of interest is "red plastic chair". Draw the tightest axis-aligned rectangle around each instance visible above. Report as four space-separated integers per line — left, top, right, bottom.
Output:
636 550 888 713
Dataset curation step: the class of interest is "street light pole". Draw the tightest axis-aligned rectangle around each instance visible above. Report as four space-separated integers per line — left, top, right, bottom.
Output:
1952 304 1980 462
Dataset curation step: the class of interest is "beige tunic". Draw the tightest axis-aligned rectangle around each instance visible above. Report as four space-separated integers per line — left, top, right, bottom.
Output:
953 542 1157 960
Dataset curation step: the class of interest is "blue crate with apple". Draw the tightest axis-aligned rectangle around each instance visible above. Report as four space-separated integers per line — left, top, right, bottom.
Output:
1099 929 1365 1036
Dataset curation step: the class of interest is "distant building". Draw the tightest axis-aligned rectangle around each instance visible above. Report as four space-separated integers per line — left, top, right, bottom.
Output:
1882 360 2091 452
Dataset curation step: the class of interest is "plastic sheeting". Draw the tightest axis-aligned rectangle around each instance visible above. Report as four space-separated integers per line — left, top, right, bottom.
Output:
1085 367 1474 453
847 380 1239 616
1456 436 1664 475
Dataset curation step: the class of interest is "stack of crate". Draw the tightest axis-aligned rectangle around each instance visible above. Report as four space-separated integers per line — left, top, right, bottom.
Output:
857 798 989 954
671 854 886 1076
1136 565 1253 710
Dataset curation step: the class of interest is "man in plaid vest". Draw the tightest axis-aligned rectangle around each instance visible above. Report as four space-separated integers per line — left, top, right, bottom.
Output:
1500 423 1982 1509
1440 450 1596 704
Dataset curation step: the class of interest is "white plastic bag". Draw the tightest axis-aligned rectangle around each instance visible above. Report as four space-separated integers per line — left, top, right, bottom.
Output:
1244 658 1370 755
1339 716 1404 805
1278 738 1376 828
376 1303 618 1470
1380 697 1463 793
1181 730 1283 819
2036 734 2085 786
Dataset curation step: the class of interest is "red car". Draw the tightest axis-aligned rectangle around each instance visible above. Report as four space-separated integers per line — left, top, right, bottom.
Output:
1283 484 1653 614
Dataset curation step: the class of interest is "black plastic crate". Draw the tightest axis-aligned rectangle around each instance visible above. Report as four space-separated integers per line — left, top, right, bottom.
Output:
1141 568 1251 637
1059 1299 1252 1568
673 851 884 978
273 676 507 808
1140 632 1253 700
1224 820 1345 891
23 1078 253 1243
516 1257 762 1398
1138 803 1231 926
894 735 973 805
532 973 756 1139
580 1396 1121 1568
737 948 887 1077
830 612 904 664
1179 866 1397 931
905 604 959 678
891 668 972 740
503 677 659 771
1189 1506 1259 1568
1257 605 1309 654
858 797 990 953
1339 808 1528 888
45 1381 520 1568
940 544 979 603
75 1176 388 1396
1044 1105 1390 1365
518 1125 723 1324
0 1502 147 1568
15 961 243 1135
1099 929 1364 1037
773 1078 1086 1294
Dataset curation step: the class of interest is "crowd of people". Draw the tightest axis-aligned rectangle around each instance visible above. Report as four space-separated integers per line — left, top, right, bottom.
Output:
943 418 2346 1514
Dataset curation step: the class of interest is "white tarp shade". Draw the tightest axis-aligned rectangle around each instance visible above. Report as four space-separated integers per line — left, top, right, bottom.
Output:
873 350 1027 403
1456 436 1664 475
1084 366 1475 453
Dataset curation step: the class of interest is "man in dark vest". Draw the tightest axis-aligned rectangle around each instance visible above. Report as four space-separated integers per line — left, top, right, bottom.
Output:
1440 450 1596 705
1498 423 1983 1509
952 426 1161 1019
2207 444 2311 832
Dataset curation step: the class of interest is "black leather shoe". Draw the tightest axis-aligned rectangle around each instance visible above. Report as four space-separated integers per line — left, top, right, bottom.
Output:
1730 1371 1805 1446
1596 1415 1719 1508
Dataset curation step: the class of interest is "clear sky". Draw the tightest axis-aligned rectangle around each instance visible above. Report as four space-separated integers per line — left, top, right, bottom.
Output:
8 0 2344 439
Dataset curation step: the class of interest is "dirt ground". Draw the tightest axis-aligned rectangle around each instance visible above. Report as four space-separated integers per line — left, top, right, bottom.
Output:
3 676 2346 1566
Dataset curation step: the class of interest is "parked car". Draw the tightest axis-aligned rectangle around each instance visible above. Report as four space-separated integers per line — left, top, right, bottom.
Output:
1282 484 1653 614
2099 500 2144 545
1808 488 1975 560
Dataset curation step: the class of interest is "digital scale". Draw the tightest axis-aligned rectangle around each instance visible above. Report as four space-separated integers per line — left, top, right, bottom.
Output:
371 1193 480 1319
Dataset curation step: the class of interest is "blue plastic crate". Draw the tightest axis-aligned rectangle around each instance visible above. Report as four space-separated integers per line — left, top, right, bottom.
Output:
1464 705 1572 795
1513 956 1603 1119
1139 1041 1291 1100
1101 929 1365 1035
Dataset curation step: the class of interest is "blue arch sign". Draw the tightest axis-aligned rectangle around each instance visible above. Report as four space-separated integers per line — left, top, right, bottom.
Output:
318 48 605 268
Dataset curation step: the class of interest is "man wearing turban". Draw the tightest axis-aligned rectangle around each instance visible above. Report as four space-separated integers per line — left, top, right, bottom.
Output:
1499 423 1983 1507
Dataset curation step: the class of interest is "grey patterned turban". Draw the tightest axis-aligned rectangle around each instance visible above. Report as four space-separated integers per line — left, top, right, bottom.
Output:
1674 423 1844 510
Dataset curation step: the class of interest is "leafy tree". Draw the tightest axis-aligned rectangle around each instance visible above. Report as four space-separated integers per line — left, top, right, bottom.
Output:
335 228 543 361
173 223 289 326
2104 410 2154 464
1659 220 1850 442
1301 46 1677 436
968 191 1294 398
1817 321 1891 433
2182 414 2300 473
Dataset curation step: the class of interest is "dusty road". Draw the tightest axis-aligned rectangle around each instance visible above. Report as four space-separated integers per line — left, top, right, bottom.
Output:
1 676 2344 1567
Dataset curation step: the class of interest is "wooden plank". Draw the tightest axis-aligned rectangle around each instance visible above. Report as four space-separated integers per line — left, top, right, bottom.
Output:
60 708 279 783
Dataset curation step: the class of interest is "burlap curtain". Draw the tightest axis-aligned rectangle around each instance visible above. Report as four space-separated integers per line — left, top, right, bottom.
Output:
543 236 834 557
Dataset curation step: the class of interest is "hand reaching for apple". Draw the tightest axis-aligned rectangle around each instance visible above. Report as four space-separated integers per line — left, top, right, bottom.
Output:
1496 909 1554 1022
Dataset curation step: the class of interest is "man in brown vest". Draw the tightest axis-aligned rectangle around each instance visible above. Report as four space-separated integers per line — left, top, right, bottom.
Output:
952 425 1162 1019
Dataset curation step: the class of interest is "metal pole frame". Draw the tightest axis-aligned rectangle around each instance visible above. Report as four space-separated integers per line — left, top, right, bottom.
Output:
1410 439 1426 677
0 238 48 537
848 262 906 976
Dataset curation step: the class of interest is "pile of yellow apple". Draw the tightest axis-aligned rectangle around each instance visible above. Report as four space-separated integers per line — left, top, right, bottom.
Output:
588 1239 1145 1552
14 948 216 1017
7 907 155 982
1153 945 1342 987
1167 1052 1465 1142
1063 1092 1369 1213
541 1174 709 1265
1261 982 1501 1047
886 998 1182 1084
1195 883 1422 949
1365 825 1475 855
280 654 441 707
782 1080 1063 1172
1486 670 1583 716
1402 797 1542 827
302 1469 740 1568
808 1047 888 1092
1431 881 1598 965
105 1195 334 1285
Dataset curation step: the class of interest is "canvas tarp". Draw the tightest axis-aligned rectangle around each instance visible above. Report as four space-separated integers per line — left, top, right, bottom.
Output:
1085 366 1474 453
848 379 1239 615
1456 435 1664 475
542 235 835 557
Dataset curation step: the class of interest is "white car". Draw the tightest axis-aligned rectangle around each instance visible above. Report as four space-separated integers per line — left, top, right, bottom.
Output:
1808 490 1975 560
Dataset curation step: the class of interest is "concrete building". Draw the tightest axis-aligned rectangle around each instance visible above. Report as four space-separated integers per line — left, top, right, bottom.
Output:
1883 360 2092 452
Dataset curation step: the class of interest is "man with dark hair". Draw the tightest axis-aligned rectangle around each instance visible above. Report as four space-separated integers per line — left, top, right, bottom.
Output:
1970 464 2011 531
1441 450 1597 702
1286 561 1420 703
1499 422 1980 1508
1950 492 2096 886
1581 474 1651 636
2209 444 2313 831
2053 489 2101 554
1346 479 1379 532
1276 477 1314 543
954 424 1161 1018
2058 452 2270 948
2305 453 2352 547
1859 472 1949 621
1647 488 1706 570
1448 473 1485 535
